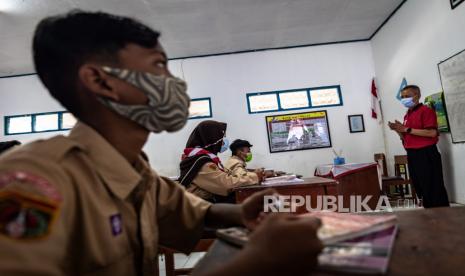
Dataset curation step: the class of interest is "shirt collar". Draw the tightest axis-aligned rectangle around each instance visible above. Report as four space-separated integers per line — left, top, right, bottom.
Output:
232 155 246 165
408 103 423 114
68 121 143 199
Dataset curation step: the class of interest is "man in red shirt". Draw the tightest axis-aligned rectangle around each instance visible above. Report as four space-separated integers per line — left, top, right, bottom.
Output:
388 85 449 208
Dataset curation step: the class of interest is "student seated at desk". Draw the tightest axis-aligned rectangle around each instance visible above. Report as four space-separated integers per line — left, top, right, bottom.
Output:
0 11 323 276
179 121 264 203
225 139 270 179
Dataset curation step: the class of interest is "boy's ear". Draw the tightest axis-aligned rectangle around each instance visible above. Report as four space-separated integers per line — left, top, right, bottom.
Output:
78 64 120 101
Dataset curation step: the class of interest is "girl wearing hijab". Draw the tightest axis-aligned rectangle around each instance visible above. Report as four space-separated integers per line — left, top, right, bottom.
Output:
179 120 263 203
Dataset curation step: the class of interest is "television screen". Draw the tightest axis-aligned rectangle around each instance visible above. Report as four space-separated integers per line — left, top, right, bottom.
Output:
266 110 332 153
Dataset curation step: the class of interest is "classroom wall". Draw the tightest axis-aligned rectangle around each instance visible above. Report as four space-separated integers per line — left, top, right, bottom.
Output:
0 41 383 177
371 0 465 203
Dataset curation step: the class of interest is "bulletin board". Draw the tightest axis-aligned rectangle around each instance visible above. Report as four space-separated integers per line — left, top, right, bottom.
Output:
438 50 465 143
438 49 465 143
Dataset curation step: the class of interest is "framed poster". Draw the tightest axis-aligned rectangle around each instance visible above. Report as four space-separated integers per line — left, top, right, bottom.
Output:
450 0 465 9
424 92 450 132
348 114 365 133
265 110 332 153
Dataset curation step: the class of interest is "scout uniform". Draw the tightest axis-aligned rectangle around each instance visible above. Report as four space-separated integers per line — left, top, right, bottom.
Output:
0 122 211 275
186 162 258 202
224 155 258 180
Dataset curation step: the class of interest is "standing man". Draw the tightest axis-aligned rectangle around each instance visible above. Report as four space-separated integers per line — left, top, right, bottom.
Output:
388 85 449 208
0 11 323 275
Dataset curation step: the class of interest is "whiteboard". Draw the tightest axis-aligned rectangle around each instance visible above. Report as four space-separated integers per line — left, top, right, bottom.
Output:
438 49 465 143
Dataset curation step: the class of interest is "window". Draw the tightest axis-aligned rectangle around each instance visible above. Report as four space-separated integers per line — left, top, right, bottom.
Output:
309 86 342 107
61 112 77 129
279 90 309 110
4 111 77 135
4 98 214 135
5 115 32 135
247 93 279 113
189 98 212 119
247 85 343 114
35 113 59 132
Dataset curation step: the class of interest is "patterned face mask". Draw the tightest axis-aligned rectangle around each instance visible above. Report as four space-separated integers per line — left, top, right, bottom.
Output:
99 66 190 133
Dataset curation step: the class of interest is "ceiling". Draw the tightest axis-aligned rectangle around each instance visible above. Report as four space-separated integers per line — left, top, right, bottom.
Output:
0 0 404 76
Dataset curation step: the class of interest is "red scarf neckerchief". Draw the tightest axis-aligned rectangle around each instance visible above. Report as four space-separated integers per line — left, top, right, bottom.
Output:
182 148 225 171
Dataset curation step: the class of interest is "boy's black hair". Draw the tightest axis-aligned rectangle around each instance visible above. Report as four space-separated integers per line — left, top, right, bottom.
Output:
229 139 253 156
33 10 160 115
0 140 21 155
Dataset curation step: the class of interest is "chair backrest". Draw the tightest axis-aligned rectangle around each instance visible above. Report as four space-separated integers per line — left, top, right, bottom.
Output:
374 153 388 177
394 155 409 180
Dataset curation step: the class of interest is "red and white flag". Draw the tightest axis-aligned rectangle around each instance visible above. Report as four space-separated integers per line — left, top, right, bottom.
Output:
371 78 383 122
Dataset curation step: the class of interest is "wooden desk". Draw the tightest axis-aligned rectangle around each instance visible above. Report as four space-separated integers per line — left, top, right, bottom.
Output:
193 207 465 275
234 177 338 213
315 164 381 210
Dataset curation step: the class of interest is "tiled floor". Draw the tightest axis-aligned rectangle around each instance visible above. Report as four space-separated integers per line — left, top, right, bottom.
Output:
158 252 206 276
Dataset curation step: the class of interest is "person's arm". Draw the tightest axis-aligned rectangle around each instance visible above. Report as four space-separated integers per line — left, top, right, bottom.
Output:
204 203 242 228
391 121 438 138
408 128 438 138
204 189 274 229
157 181 271 252
0 164 70 276
194 163 259 196
230 161 263 182
193 248 272 276
193 213 323 276
390 108 439 138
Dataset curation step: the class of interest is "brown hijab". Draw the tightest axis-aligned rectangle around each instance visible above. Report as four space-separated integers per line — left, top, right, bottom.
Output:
179 120 227 189
185 120 227 154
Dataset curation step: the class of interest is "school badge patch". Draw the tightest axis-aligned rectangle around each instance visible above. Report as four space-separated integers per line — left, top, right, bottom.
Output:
0 171 61 240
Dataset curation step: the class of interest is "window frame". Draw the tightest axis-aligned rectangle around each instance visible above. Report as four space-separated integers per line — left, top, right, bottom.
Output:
4 97 215 136
4 111 76 136
246 91 280 114
246 85 343 114
188 97 213 120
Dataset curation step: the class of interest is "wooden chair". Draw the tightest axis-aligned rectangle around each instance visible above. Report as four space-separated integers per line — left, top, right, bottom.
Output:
159 236 215 276
394 155 416 199
374 153 415 200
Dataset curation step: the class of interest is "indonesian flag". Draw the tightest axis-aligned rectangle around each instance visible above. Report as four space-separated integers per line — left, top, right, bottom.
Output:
371 78 383 122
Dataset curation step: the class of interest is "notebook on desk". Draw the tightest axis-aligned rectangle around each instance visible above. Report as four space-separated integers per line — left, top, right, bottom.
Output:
217 212 397 247
261 174 304 185
317 225 398 274
216 212 397 274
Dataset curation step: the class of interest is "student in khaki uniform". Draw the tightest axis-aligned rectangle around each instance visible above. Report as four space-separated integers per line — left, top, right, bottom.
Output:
225 139 267 179
179 121 264 203
0 11 323 276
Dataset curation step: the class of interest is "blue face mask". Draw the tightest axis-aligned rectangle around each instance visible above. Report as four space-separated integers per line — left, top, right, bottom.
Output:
401 97 416 108
220 138 229 153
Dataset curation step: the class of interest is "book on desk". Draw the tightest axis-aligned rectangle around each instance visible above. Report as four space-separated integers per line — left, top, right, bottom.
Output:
216 212 397 274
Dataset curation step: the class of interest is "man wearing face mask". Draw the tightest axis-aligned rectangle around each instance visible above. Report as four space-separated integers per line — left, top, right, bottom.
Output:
0 11 323 275
388 85 449 208
225 139 265 180
179 122 263 203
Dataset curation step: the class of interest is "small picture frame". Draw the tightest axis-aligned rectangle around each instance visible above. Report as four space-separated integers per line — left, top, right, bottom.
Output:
450 0 465 9
348 115 365 133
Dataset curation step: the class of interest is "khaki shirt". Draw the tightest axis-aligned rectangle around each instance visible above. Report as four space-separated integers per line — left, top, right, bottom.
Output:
0 122 211 276
187 161 258 201
224 156 258 179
